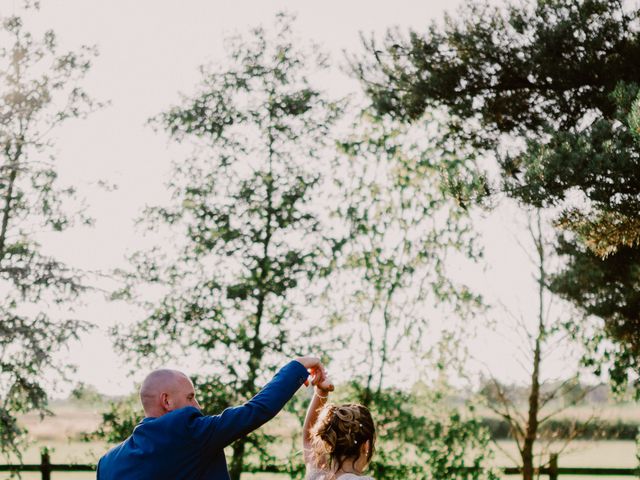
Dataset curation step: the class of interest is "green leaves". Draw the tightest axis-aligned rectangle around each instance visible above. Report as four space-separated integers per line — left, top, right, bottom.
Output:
84 395 143 445
331 110 483 387
629 91 640 142
551 239 640 394
343 383 497 480
111 14 343 479
356 0 640 394
157 88 243 141
357 0 640 144
0 7 97 456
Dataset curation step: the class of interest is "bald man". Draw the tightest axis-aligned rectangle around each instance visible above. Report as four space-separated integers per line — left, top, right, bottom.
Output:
97 356 324 480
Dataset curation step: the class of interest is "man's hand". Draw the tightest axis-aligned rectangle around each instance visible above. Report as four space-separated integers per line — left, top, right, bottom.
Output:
294 356 321 370
294 356 333 388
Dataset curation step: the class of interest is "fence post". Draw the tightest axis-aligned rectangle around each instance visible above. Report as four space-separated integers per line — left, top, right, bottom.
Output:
40 448 51 480
549 453 558 480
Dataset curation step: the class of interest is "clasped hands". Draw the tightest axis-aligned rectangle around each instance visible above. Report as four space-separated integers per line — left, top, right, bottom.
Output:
295 356 334 394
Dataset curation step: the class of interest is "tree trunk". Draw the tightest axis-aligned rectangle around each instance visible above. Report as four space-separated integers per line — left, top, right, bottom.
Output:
521 211 546 480
0 156 19 260
522 341 540 480
376 279 399 395
229 437 247 480
362 300 377 408
521 442 535 480
232 131 275 480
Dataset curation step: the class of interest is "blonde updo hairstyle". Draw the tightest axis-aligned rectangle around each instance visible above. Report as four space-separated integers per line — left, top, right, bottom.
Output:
311 403 376 472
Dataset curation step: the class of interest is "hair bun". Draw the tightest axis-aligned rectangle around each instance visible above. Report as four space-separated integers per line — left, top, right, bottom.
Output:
310 403 377 472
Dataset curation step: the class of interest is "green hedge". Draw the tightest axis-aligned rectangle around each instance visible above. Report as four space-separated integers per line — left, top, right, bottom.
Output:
481 417 640 440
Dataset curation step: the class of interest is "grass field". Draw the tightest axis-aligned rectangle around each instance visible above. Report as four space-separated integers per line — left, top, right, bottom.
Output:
1 402 636 480
492 440 638 468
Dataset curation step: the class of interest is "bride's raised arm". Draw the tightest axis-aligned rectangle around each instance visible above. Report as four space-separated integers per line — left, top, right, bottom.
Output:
302 368 333 468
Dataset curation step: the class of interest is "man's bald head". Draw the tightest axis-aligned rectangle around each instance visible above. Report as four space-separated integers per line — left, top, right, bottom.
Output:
140 369 200 417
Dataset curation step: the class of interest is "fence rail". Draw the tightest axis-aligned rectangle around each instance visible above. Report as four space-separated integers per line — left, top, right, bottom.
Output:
502 454 639 479
0 451 93 480
0 452 637 479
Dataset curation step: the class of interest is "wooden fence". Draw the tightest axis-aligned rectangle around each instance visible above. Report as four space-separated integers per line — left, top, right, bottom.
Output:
0 452 637 479
0 451 93 479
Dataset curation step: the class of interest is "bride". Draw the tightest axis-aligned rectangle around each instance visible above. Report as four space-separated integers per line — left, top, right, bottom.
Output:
302 370 377 480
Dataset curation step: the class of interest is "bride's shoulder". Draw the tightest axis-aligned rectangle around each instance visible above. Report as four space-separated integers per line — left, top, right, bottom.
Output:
305 469 375 480
305 466 328 480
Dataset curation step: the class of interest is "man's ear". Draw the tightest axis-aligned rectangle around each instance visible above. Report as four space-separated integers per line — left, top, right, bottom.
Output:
161 392 171 412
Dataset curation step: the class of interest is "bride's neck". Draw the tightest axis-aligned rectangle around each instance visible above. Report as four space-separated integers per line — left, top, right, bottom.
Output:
335 459 362 477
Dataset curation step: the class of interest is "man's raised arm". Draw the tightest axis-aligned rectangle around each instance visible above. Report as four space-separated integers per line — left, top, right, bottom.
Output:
187 356 323 450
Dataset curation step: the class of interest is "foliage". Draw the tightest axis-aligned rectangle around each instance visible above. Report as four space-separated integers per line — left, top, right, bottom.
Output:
551 240 640 393
110 13 342 480
330 109 484 403
353 0 640 393
83 395 142 445
268 384 498 480
480 416 640 441
0 6 98 457
303 104 489 478
504 84 640 257
351 383 497 480
354 0 640 146
69 383 107 406
538 89 640 392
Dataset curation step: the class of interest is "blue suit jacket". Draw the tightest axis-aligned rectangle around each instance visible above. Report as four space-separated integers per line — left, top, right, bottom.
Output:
97 360 308 480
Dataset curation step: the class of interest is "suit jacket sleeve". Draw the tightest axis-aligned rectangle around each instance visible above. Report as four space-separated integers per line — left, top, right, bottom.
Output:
187 360 309 450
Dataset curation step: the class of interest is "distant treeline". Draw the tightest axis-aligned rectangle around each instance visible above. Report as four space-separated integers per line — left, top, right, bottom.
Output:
481 417 640 440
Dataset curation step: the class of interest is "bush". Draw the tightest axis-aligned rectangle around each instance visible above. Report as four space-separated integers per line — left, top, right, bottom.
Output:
279 383 499 480
83 396 142 444
481 417 640 440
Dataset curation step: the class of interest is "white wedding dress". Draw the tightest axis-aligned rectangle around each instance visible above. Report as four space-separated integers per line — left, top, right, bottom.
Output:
306 465 375 480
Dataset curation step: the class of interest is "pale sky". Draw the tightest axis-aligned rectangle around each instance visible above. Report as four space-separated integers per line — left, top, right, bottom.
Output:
2 0 591 397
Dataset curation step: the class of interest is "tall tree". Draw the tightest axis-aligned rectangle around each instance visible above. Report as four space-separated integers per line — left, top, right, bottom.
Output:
543 89 640 391
112 14 342 480
479 210 596 480
353 0 640 391
328 109 493 479
0 6 97 456
332 109 482 403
